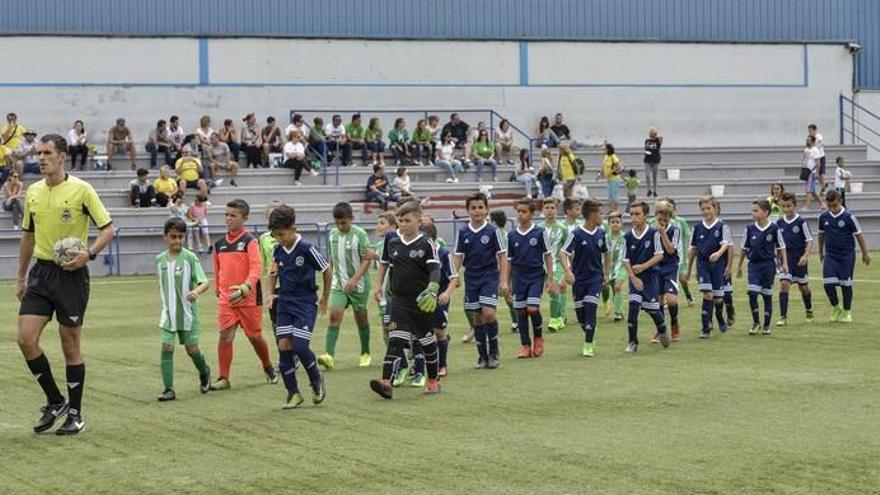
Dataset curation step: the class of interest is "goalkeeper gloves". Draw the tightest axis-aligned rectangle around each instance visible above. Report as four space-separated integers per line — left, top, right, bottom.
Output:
417 282 439 313
228 283 252 304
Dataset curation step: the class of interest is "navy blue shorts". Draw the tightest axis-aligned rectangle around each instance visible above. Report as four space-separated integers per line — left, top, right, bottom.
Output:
696 259 726 297
657 267 679 295
433 302 449 329
276 298 317 341
464 272 499 311
512 273 544 309
823 253 855 287
780 249 809 285
747 260 776 295
629 271 661 310
383 300 392 326
572 277 603 310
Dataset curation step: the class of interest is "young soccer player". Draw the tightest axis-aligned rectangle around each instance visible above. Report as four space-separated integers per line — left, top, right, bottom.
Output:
453 192 508 369
318 202 373 370
775 192 814 325
418 222 458 377
506 198 555 358
155 218 212 401
260 201 282 331
714 199 736 326
818 190 871 322
542 198 570 332
652 201 682 343
560 199 611 357
737 200 788 335
606 212 627 322
663 197 695 307
490 209 519 334
686 196 733 338
622 201 669 352
264 205 330 409
563 197 582 233
373 212 396 342
370 201 443 398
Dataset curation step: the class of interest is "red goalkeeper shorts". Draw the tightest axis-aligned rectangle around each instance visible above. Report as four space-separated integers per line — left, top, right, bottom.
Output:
217 304 263 337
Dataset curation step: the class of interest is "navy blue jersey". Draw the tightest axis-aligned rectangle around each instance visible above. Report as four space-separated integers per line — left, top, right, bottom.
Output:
438 246 457 293
776 214 812 253
690 219 733 260
818 208 862 257
455 221 504 278
622 226 663 273
657 224 681 272
742 222 785 262
273 236 330 299
562 225 608 281
507 225 550 276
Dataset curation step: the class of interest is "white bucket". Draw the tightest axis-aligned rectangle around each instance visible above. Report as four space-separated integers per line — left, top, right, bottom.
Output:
850 182 863 194
666 169 681 181
710 185 725 197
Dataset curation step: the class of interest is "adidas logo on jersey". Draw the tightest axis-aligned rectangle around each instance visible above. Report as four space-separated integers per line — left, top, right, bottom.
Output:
69 316 80 323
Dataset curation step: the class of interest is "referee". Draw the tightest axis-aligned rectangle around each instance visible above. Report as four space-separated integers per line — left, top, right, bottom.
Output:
16 134 113 435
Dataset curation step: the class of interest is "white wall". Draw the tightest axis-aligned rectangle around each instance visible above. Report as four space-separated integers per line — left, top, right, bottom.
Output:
854 90 880 159
0 37 853 149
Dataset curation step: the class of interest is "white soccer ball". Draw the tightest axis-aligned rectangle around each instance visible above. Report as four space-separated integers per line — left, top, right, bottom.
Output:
53 237 86 265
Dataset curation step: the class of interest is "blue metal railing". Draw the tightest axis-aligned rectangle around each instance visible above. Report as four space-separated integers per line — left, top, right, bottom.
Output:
839 94 880 153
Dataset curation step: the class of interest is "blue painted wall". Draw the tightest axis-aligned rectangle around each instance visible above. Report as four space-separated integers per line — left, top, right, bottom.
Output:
3 0 878 88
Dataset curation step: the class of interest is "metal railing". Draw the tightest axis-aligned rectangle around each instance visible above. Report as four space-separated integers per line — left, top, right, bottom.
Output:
839 94 880 153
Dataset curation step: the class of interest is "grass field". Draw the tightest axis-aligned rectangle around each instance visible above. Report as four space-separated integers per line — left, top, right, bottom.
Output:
1 260 879 494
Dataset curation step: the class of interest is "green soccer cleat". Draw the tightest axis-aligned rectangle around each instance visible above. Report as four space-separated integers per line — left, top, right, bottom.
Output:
317 353 335 371
358 353 372 367
805 309 814 323
776 317 788 327
840 310 853 323
209 377 230 391
392 363 410 388
830 306 842 322
410 373 426 388
582 342 595 357
282 392 305 410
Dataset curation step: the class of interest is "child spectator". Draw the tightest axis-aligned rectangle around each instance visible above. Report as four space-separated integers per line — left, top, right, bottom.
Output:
394 167 418 200
557 142 578 197
187 193 211 253
600 143 623 204
130 168 156 208
283 129 308 186
175 146 209 197
818 190 871 323
624 169 640 213
802 136 824 211
346 114 368 165
366 164 400 211
833 157 851 207
768 183 785 220
495 119 517 165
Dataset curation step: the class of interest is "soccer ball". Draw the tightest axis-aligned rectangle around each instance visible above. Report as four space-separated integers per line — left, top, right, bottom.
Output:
53 237 86 265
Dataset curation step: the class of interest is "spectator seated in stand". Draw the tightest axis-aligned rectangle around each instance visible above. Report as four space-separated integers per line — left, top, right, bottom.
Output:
261 116 282 167
284 113 307 143
67 120 89 171
365 117 386 167
346 113 369 166
435 132 464 183
168 115 186 161
411 119 433 166
146 119 173 170
15 129 40 175
536 116 560 149
308 116 327 161
106 117 137 170
283 129 309 186
495 119 517 165
219 118 241 162
366 164 400 210
324 114 351 166
388 117 413 166
130 167 156 208
240 113 262 168
473 128 498 181
152 165 178 207
551 113 573 144
515 148 538 197
207 132 239 186
441 113 469 152
175 146 209 197
195 115 214 159
2 170 24 230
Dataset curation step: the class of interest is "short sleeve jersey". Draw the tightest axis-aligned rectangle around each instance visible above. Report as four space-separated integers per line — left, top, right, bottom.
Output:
259 231 279 278
606 230 625 272
776 215 812 254
562 225 608 281
623 226 663 273
507 225 549 275
543 220 569 267
455 221 504 279
272 236 330 301
438 245 458 293
742 222 785 262
658 224 681 271
156 248 207 332
382 233 440 300
23 174 112 261
328 224 371 293
213 230 262 306
690 219 732 261
818 209 861 257
674 216 692 255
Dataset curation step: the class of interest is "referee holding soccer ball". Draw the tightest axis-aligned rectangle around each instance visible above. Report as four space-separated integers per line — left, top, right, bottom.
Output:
16 133 113 435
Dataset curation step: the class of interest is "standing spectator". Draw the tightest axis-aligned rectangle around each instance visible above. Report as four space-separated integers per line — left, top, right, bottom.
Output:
261 116 283 167
2 171 23 230
106 117 137 170
67 120 89 171
537 147 555 199
168 115 186 160
365 117 385 166
551 113 572 142
388 118 412 165
515 148 537 197
412 119 433 166
536 116 560 148
441 113 469 150
624 169 640 213
833 157 851 207
175 146 209 197
802 135 824 211
435 132 463 183
366 164 400 210
1 113 25 152
807 124 826 192
145 119 173 170
186 193 211 253
557 142 578 197
495 119 517 165
0 144 10 186
283 113 307 142
346 113 369 166
309 117 328 162
218 119 240 162
473 129 498 182
240 113 262 168
643 127 663 197
283 129 308 186
207 133 239 186
15 130 40 175
600 143 623 204
153 165 178 207
195 116 214 158
324 114 350 166
130 168 156 208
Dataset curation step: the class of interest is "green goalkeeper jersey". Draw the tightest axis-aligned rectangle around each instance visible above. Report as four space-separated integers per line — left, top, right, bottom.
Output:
259 231 278 278
156 248 208 332
543 219 569 268
328 224 372 293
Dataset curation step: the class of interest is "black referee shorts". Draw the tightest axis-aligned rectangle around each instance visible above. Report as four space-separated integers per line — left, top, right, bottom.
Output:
389 299 434 340
19 260 90 327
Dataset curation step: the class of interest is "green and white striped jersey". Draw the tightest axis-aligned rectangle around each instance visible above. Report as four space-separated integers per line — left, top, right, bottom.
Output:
156 248 208 332
543 219 569 267
328 224 372 293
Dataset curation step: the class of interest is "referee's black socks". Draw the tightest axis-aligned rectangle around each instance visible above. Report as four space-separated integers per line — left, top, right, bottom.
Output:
66 364 85 416
26 354 65 405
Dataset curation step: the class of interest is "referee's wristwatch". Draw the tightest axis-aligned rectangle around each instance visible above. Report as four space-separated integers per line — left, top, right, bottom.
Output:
87 248 97 261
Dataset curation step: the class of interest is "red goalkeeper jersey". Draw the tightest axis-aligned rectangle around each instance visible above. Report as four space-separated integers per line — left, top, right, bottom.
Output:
213 229 262 307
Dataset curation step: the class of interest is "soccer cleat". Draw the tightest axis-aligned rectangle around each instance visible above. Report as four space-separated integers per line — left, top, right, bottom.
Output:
282 392 305 409
55 413 85 436
311 375 326 404
358 353 372 367
805 309 814 323
718 323 729 334
317 353 335 370
840 310 853 323
410 373 426 388
510 323 518 333
625 342 638 354
486 353 501 369
474 358 488 369
659 332 670 348
762 326 772 335
687 299 695 308
461 330 474 343
699 330 711 339
34 400 69 434
830 306 842 322
532 336 545 357
651 332 661 344
547 318 560 333
369 379 393 399
199 368 211 394
670 324 681 342
438 366 448 377
517 345 533 359
776 317 788 327
748 324 759 336
727 312 736 327
424 378 441 394
209 377 230 390
265 366 279 384
582 342 595 357
157 389 176 402
392 363 410 387
613 314 623 323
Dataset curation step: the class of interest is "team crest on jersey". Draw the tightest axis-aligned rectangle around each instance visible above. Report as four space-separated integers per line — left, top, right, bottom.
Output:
838 220 845 228
60 207 72 224
237 241 245 251
409 249 418 258
529 237 538 246
765 234 773 242
714 230 720 238
480 235 490 245
295 256 305 266
598 238 604 248
792 226 799 233
644 240 650 247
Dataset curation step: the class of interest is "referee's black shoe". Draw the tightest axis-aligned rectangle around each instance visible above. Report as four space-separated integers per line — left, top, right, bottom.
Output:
55 413 86 436
34 400 69 433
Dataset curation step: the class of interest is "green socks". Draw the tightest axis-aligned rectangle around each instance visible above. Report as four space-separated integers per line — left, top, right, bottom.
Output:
549 293 560 319
190 351 209 376
161 349 174 389
613 291 624 315
325 325 340 356
357 323 371 354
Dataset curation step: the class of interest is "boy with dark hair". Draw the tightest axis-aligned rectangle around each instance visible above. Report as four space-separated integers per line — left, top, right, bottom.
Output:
714 199 736 326
622 201 669 352
210 199 276 390
454 192 508 368
560 199 611 357
260 201 282 331
652 200 682 343
490 209 519 334
416 221 458 378
818 189 871 322
370 201 443 398
776 192 814 325
319 202 373 370
542 197 570 332
155 218 212 401
373 212 397 342
265 205 330 408
686 196 733 338
506 198 554 358
737 200 788 335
